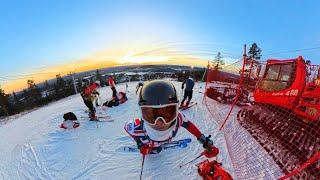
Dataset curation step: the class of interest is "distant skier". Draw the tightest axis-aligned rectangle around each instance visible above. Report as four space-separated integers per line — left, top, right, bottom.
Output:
136 81 144 95
60 112 80 129
80 80 100 120
124 80 218 155
181 75 195 108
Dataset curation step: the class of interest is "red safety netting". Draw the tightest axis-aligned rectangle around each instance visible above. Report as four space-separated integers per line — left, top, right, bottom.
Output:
204 54 320 179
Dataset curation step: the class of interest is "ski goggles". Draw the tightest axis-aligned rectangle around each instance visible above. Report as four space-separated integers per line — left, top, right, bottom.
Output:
140 103 179 125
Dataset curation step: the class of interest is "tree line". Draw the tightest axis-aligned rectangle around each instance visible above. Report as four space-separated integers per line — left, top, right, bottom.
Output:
0 68 206 117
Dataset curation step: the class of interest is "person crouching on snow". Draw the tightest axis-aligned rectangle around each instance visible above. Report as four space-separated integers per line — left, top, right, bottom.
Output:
103 91 128 107
60 112 80 129
124 80 218 155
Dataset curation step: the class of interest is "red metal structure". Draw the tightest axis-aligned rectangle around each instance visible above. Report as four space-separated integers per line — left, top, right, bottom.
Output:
238 56 320 179
254 56 320 121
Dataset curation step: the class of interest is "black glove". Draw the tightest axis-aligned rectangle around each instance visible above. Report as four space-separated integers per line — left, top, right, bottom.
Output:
136 139 143 149
198 134 214 150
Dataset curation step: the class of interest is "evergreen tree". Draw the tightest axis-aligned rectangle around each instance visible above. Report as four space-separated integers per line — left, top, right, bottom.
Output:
246 43 262 78
25 80 42 106
54 74 67 98
248 43 262 63
212 52 225 70
12 91 24 113
44 80 50 90
0 86 9 116
12 91 19 103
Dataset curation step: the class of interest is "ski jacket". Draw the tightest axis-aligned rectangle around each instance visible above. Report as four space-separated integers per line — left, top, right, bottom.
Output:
81 83 99 101
182 78 194 91
124 112 202 147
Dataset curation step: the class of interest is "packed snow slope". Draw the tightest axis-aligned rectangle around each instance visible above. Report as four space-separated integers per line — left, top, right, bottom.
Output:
0 80 234 180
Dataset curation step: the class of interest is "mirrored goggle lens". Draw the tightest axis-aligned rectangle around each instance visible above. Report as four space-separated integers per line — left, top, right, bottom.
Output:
141 104 178 125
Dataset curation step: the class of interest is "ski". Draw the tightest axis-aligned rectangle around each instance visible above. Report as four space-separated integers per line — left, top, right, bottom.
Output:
80 115 111 119
79 116 114 122
89 119 114 122
120 138 192 153
179 102 198 110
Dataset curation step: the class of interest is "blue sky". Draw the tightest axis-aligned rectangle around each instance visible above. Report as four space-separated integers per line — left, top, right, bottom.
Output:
1 0 320 86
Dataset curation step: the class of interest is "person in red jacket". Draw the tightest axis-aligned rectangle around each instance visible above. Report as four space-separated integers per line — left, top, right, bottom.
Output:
80 80 100 120
124 80 218 155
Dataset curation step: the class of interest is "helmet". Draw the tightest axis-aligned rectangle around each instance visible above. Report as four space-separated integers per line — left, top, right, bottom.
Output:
139 80 179 129
82 79 90 87
139 80 178 106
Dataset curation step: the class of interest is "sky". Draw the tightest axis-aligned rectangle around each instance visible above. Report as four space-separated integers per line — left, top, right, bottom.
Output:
1 0 320 92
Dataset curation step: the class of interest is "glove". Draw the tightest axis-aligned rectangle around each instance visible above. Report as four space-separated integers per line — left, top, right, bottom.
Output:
203 145 219 158
136 139 151 155
140 144 152 155
198 134 219 157
198 134 213 148
198 134 219 158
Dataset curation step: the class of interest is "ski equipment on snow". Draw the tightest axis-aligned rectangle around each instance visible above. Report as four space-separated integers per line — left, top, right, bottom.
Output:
120 138 192 153
179 102 197 110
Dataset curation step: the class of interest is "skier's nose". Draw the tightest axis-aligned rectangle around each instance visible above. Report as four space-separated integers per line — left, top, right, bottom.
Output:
155 117 166 125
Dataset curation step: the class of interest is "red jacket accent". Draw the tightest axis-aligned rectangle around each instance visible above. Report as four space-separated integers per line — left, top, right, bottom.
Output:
108 77 115 88
183 121 202 139
82 83 99 97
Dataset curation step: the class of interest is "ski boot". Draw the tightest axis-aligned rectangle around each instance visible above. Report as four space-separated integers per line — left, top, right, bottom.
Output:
89 111 98 121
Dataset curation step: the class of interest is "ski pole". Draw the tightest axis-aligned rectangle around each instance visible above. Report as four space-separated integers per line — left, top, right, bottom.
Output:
179 152 204 168
140 154 145 180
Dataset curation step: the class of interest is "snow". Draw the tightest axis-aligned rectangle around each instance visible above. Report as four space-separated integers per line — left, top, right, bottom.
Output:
0 80 235 180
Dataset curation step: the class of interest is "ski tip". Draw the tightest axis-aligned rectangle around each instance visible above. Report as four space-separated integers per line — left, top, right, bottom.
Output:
184 138 192 143
179 142 188 148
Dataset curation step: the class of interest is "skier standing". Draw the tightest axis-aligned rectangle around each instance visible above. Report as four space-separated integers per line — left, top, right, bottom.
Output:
80 80 100 119
181 75 195 108
124 80 218 155
136 81 144 95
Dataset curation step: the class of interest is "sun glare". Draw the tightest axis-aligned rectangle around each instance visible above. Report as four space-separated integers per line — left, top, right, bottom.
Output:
119 51 169 64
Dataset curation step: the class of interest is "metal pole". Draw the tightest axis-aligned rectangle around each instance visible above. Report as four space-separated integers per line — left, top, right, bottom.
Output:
71 72 78 94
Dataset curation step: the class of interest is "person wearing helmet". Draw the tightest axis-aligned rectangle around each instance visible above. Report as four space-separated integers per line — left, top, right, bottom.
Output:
136 81 144 95
80 80 100 120
124 80 218 155
181 75 195 108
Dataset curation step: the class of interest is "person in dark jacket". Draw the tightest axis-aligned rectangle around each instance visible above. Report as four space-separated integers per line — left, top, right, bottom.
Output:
181 76 195 107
